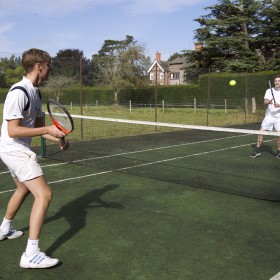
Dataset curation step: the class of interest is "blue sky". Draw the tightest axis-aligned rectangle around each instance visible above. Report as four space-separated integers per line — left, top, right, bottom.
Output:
0 0 216 60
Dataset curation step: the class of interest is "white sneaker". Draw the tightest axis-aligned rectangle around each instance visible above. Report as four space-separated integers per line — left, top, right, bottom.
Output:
20 251 59 269
0 226 24 240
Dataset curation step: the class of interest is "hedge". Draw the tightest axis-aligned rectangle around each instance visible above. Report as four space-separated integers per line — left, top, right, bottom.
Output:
0 71 278 105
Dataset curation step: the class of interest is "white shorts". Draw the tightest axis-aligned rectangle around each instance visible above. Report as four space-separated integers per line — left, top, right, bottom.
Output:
261 116 280 131
0 149 43 182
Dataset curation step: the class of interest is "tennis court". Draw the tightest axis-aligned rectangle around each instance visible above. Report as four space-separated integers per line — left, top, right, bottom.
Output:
1 116 280 280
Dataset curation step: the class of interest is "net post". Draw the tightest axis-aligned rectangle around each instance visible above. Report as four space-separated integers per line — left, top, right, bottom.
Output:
40 136 46 158
40 112 46 158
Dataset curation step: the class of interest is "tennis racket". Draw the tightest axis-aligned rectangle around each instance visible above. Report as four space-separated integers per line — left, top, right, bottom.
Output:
269 80 276 104
47 99 74 144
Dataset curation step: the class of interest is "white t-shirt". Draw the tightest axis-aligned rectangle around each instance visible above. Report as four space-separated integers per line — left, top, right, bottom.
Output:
264 87 280 118
0 77 43 152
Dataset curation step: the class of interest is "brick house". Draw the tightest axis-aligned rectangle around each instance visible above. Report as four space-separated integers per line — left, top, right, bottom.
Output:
147 51 189 85
148 44 202 85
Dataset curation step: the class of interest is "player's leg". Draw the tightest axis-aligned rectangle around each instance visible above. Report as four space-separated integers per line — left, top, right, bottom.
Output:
257 133 264 148
251 115 273 158
0 178 29 240
19 175 59 268
276 136 280 159
274 118 280 159
24 176 52 240
4 178 30 219
250 129 265 158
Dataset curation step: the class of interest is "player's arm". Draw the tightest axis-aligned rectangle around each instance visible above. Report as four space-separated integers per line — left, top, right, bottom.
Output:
264 99 280 107
264 98 273 105
7 118 65 139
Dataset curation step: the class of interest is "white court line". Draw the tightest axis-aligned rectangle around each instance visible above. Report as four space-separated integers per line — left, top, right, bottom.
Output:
0 133 245 174
0 139 253 195
270 272 280 280
72 133 250 163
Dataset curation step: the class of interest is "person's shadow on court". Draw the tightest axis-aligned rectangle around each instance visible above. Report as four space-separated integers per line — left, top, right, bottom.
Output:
41 184 124 255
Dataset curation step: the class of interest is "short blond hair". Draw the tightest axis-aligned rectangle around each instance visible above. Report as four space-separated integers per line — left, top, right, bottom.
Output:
22 48 51 73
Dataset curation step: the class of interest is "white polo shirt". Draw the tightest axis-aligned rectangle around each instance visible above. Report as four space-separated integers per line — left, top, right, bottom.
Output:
0 77 43 152
264 87 280 118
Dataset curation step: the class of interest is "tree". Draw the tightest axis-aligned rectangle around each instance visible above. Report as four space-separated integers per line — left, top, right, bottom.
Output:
168 52 182 61
44 76 76 101
51 49 93 86
183 0 280 82
4 66 25 87
255 0 280 70
92 35 150 104
0 55 22 87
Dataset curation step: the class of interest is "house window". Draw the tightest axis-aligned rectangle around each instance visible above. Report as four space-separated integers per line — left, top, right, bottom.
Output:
160 72 164 80
170 72 180 80
150 72 154 80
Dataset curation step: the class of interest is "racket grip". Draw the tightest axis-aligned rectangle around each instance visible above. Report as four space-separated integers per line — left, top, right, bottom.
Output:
60 137 66 145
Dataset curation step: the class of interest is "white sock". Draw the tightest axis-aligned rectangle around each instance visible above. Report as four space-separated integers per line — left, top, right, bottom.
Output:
25 239 39 257
0 218 12 234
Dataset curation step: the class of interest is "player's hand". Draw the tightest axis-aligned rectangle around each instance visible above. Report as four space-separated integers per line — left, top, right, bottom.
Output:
58 139 69 151
47 125 65 138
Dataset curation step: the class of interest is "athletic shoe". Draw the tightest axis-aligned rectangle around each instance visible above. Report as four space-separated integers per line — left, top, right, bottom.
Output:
276 150 280 159
0 226 24 240
250 149 261 158
20 251 59 269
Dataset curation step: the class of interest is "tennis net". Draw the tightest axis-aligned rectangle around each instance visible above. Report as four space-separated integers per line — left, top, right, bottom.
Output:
42 114 280 201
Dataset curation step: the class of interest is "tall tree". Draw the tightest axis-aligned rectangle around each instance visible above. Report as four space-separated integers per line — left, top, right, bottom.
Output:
92 35 150 103
255 0 280 69
51 49 93 85
51 49 81 80
184 0 280 82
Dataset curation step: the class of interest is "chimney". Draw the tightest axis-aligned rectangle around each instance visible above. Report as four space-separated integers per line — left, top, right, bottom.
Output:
155 51 161 61
195 43 203 52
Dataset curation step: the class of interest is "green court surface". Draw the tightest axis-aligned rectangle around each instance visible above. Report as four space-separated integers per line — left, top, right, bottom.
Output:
1 151 280 280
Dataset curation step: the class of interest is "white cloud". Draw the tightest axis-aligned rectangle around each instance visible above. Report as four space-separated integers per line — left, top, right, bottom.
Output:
0 22 15 34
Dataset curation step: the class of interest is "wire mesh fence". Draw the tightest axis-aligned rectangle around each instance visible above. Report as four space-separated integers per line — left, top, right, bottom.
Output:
0 51 276 128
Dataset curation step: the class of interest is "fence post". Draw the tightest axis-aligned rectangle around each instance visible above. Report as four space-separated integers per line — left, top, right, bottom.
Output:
155 63 158 122
206 68 211 126
245 97 248 118
245 72 248 123
80 54 84 139
252 97 256 113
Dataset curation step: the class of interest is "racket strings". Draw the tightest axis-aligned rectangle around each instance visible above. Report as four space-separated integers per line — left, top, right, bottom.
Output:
49 103 73 132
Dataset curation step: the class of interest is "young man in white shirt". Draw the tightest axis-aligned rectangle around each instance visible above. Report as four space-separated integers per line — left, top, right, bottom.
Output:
0 48 68 268
251 74 280 158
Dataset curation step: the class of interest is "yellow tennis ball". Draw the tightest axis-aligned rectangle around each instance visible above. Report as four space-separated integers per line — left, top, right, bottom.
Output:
229 80 236 86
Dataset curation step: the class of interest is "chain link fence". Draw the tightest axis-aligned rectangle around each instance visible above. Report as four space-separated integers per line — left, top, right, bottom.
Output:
0 51 276 128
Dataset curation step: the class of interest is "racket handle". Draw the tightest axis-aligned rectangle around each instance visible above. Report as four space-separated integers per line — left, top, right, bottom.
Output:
60 137 66 145
58 136 69 151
